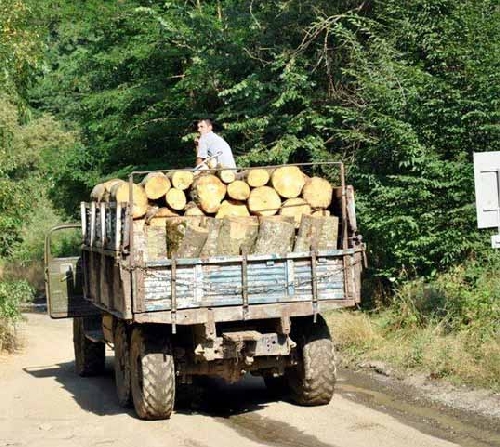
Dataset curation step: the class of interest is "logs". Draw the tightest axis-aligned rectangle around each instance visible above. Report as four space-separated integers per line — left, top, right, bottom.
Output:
279 198 312 228
141 171 171 200
227 180 251 200
271 166 305 198
110 182 148 219
215 199 250 218
302 177 333 208
89 165 341 260
165 187 187 211
191 174 226 213
248 186 281 216
169 170 194 191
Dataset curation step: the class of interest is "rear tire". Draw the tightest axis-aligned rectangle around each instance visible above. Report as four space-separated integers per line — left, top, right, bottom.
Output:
73 316 105 376
130 326 175 420
287 315 336 406
114 320 132 407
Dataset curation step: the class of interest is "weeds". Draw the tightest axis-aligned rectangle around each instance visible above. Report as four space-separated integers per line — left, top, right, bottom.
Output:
0 279 34 353
327 255 500 391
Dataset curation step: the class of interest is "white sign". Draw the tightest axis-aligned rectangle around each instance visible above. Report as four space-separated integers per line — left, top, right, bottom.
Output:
474 152 500 230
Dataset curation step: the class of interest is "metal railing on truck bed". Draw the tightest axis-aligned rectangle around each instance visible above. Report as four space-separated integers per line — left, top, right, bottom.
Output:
79 162 365 329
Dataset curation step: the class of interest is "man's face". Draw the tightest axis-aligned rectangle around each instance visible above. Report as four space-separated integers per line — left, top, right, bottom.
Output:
197 121 212 135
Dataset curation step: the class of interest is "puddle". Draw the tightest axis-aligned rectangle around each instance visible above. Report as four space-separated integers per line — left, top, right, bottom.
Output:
337 369 500 447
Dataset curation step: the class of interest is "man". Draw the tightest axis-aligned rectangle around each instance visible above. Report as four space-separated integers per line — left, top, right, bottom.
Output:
195 118 236 169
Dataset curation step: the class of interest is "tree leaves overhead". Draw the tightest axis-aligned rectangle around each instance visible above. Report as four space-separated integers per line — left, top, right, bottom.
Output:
21 0 500 278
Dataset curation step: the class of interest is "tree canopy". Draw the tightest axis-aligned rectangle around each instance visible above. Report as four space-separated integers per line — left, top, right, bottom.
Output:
2 0 499 278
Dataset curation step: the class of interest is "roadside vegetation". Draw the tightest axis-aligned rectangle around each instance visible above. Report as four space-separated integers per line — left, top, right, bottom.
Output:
328 252 500 390
0 0 498 390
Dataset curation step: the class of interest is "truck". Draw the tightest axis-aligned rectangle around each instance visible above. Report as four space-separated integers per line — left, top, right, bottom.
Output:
44 162 365 420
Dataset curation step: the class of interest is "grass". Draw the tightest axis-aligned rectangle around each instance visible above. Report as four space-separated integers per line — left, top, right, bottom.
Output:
326 284 500 391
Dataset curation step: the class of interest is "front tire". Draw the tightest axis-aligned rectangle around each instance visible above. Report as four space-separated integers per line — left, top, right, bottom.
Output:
287 315 336 406
73 316 105 376
114 320 132 407
130 326 175 420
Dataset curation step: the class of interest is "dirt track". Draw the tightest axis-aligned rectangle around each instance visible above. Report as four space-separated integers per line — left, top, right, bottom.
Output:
1 313 498 447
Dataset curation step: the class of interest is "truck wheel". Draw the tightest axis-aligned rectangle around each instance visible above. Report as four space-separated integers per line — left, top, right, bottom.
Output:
287 315 336 406
114 320 131 407
73 316 105 376
130 327 175 420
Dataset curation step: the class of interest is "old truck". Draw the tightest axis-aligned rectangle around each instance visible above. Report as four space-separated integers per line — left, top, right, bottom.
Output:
44 162 365 420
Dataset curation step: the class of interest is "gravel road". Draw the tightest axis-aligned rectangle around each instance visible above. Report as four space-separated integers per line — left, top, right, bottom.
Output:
0 313 498 447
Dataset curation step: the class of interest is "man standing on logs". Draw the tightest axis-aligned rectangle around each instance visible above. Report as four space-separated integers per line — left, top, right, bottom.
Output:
195 118 236 169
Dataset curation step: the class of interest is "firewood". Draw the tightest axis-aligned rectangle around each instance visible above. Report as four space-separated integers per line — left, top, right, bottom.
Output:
253 216 295 255
141 171 171 200
90 184 106 202
226 180 251 200
184 201 205 216
216 216 259 255
199 218 223 257
133 220 167 261
166 217 209 258
312 209 331 217
103 178 125 194
165 187 187 211
271 166 305 198
217 169 236 184
215 199 250 218
110 182 148 219
317 216 339 250
191 174 227 213
302 176 333 208
279 197 311 228
154 207 179 218
248 186 281 216
294 215 339 252
236 168 271 187
168 170 194 190
294 215 323 252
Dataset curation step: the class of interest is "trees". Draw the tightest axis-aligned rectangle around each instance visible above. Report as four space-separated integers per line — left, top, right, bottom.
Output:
29 0 500 279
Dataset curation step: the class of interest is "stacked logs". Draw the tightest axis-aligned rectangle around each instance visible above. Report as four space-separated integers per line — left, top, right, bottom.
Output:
90 166 339 258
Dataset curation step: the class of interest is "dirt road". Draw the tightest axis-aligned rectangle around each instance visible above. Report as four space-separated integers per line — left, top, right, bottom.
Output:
0 313 498 447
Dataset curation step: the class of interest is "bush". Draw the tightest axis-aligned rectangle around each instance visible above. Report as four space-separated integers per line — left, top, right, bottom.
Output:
0 279 34 353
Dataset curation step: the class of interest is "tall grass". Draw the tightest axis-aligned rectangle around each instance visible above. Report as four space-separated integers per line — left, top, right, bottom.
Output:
327 254 500 390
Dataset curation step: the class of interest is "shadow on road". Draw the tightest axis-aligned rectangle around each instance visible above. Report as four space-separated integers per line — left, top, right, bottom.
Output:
23 355 281 419
23 356 134 417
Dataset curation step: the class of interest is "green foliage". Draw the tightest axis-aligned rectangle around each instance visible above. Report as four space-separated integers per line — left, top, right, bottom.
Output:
0 279 34 320
31 0 500 280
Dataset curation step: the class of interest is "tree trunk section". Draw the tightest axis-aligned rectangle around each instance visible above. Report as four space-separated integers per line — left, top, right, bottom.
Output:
253 216 295 255
215 199 250 218
166 217 209 258
279 197 311 228
294 215 339 252
110 182 148 219
184 201 205 216
168 170 194 191
199 218 223 257
227 180 250 200
217 169 236 184
165 188 187 211
90 184 106 202
236 169 272 187
216 216 259 255
190 174 226 213
302 177 333 209
248 186 281 216
141 172 171 200
271 166 305 198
